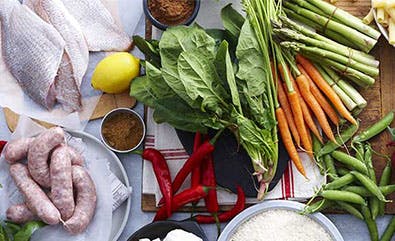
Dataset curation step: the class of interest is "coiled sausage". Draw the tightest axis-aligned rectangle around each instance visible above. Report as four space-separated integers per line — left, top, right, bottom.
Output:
28 127 65 187
6 203 35 224
4 138 34 163
64 165 97 234
50 145 74 220
66 145 84 166
9 163 60 225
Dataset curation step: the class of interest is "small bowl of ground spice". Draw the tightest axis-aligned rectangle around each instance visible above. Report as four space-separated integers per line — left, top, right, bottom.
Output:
100 108 146 153
143 0 200 30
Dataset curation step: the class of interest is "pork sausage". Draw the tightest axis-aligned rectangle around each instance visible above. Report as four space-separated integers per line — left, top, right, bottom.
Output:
4 138 34 163
9 163 60 225
28 127 65 187
66 146 84 166
64 166 97 234
50 145 75 220
6 203 35 224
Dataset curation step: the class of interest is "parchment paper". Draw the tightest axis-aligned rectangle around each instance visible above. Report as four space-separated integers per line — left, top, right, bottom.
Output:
0 116 113 241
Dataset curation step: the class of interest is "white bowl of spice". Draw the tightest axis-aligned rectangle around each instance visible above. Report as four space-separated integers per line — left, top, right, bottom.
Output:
218 200 344 241
100 108 146 153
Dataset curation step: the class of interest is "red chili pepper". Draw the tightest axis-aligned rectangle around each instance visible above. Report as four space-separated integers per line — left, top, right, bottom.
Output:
142 148 173 218
154 185 210 221
201 153 218 213
0 141 7 154
194 186 245 224
191 132 202 190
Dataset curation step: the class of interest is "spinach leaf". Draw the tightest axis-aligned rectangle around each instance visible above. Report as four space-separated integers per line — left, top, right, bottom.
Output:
236 20 267 97
205 29 226 46
215 41 242 113
153 97 211 133
159 25 216 108
221 4 245 44
177 50 229 116
132 35 161 68
13 221 45 241
145 62 175 98
130 76 157 108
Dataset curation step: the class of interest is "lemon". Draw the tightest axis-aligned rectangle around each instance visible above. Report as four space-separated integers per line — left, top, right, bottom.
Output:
91 52 140 94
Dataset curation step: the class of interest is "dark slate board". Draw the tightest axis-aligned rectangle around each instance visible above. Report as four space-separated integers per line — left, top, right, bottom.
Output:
176 129 290 197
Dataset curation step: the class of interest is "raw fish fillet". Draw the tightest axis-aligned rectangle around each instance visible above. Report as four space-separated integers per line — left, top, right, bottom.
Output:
0 0 65 109
25 0 89 112
60 0 131 52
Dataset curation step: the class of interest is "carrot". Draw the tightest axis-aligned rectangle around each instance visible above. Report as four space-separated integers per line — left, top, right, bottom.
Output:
296 55 357 125
275 69 301 146
276 108 306 177
296 74 337 143
278 65 313 155
284 78 323 144
298 64 340 126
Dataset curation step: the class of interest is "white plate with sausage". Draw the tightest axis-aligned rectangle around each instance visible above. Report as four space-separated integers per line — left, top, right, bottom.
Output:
68 130 131 241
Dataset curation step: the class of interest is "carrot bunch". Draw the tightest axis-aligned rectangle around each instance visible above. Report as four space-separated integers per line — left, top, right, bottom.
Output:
274 54 357 178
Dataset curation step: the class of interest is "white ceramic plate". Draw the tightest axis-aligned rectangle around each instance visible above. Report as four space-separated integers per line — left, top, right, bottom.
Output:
68 130 131 241
218 200 344 241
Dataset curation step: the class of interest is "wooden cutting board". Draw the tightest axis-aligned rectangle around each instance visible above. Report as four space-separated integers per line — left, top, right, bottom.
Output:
142 2 395 214
3 92 136 132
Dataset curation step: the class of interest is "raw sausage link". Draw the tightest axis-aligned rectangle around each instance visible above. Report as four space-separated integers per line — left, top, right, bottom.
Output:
64 166 97 234
4 138 34 163
6 203 35 224
9 163 60 225
28 127 65 187
50 145 75 220
66 146 84 166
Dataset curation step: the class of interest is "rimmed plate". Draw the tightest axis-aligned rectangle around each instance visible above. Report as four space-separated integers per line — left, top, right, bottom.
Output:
218 200 344 241
68 130 131 241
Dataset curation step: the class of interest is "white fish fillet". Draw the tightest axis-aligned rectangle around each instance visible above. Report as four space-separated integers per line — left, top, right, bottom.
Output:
0 0 65 109
60 0 131 52
25 0 89 112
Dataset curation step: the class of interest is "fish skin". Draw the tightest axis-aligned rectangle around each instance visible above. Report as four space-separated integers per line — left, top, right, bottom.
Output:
60 0 132 52
0 0 65 109
25 0 89 112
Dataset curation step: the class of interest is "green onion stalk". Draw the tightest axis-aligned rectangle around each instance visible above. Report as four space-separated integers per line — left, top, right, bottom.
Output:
242 0 280 200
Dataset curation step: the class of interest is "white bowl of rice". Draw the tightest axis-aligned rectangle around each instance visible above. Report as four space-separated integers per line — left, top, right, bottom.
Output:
218 200 343 241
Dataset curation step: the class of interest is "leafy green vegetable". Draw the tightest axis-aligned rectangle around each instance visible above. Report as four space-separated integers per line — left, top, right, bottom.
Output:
0 224 9 241
132 35 160 68
221 4 245 44
130 76 156 108
215 41 242 114
4 222 20 236
13 221 45 241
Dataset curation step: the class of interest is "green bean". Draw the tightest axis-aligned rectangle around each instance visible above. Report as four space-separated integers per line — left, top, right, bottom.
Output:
325 173 355 190
350 171 389 202
320 190 366 205
331 151 368 174
318 123 359 157
379 162 392 216
343 185 395 197
335 201 364 220
323 154 338 180
380 216 395 241
313 135 325 175
361 205 379 241
337 167 350 176
302 199 333 214
353 111 394 143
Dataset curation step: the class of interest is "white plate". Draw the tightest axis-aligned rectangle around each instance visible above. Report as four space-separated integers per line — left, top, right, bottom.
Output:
68 130 131 241
218 200 344 241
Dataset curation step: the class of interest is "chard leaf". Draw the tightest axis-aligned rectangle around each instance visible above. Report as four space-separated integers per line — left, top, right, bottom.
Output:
177 50 229 115
153 97 211 133
236 20 267 97
130 76 157 107
215 41 242 113
159 25 216 108
221 4 245 43
145 62 174 98
132 35 161 68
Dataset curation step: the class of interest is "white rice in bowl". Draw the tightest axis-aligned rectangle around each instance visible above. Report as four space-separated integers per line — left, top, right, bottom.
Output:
230 209 333 241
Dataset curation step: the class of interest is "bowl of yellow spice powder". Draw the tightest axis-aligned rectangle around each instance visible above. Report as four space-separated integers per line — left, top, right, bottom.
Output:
143 0 200 30
101 108 146 153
